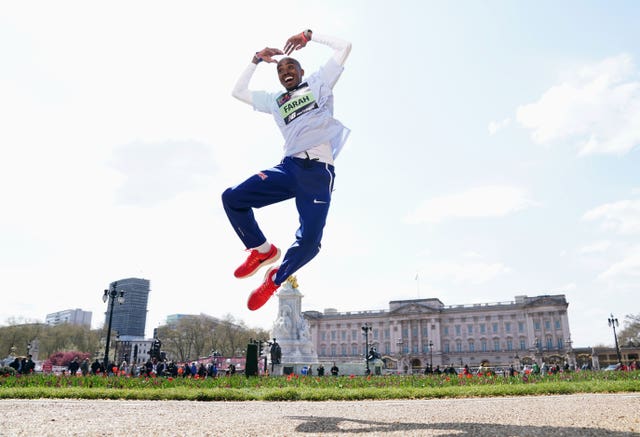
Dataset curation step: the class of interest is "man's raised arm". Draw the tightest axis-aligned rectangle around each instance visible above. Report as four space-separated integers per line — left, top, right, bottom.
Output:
231 47 284 105
284 30 351 67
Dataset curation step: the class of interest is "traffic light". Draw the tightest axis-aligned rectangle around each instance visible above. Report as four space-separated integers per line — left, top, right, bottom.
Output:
150 339 162 360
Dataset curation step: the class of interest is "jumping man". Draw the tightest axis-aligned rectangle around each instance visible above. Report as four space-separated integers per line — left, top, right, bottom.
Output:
222 29 352 311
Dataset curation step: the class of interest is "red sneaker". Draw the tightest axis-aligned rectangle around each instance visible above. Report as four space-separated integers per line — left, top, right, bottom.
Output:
234 244 281 279
247 266 280 311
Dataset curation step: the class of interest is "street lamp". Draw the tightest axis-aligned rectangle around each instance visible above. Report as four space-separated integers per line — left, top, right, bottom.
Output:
113 332 120 366
533 337 542 363
102 282 125 371
607 314 622 364
428 340 434 368
565 337 574 370
361 323 372 375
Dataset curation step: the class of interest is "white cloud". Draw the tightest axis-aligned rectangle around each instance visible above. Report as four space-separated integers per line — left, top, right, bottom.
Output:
421 260 511 285
405 185 536 224
488 117 511 135
579 240 612 254
582 199 640 234
516 54 640 156
598 247 640 279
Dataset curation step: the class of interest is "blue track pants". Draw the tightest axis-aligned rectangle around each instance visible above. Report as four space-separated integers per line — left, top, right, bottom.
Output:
221 156 335 285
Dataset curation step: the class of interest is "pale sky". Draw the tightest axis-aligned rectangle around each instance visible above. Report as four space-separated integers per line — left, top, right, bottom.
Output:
2 1 639 348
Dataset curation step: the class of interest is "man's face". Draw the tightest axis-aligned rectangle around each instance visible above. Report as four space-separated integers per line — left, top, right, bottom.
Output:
277 58 304 91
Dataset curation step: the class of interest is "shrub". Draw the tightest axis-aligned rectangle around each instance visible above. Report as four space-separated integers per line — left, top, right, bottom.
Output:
0 366 16 377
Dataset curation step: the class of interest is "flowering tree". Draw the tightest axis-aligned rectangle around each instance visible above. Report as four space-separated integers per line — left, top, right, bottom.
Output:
47 350 91 366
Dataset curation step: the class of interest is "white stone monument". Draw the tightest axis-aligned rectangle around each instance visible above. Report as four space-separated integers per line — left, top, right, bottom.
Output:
271 276 318 374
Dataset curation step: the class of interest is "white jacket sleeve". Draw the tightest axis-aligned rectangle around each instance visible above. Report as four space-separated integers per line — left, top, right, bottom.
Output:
231 62 257 105
312 33 352 67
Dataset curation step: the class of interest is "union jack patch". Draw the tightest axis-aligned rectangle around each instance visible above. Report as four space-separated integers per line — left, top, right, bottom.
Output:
257 172 268 180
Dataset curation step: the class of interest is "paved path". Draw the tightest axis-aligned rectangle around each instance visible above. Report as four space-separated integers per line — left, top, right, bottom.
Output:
1 393 639 436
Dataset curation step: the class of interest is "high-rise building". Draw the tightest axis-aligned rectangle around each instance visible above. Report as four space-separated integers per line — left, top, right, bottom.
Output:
105 278 150 337
45 308 92 327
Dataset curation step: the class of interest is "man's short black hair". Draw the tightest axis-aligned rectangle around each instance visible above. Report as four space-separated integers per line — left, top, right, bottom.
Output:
277 57 301 70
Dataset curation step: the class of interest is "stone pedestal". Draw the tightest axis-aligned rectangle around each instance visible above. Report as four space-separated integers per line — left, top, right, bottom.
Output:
271 276 318 374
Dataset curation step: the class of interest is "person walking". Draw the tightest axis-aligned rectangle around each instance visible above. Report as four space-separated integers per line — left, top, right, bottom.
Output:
223 29 352 311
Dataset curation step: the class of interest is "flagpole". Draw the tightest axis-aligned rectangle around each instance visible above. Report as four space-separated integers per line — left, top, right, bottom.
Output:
415 273 420 298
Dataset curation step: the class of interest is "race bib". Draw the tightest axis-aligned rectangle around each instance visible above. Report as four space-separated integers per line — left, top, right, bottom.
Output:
277 82 318 125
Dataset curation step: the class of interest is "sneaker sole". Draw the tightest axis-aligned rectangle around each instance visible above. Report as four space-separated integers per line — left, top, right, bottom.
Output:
235 248 281 279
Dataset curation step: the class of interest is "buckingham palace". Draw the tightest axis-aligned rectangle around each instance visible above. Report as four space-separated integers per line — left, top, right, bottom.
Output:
303 294 572 372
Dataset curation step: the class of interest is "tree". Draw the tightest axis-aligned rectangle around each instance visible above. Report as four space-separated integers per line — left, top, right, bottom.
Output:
0 321 102 360
155 313 270 362
48 351 91 366
619 314 640 346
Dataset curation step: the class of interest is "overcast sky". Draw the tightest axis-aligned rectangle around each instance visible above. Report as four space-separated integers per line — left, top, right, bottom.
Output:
2 1 639 348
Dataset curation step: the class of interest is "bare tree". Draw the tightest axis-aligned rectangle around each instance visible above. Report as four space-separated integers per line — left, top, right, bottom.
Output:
619 314 640 346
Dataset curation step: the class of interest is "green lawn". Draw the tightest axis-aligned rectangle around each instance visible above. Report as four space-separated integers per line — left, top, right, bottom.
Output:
1 371 638 401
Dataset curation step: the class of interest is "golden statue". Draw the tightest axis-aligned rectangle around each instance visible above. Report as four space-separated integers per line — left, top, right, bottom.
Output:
286 275 299 289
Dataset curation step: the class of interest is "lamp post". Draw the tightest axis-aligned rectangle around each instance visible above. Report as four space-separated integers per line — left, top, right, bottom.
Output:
102 282 125 371
395 338 405 374
113 332 120 366
534 337 542 364
361 323 372 375
608 314 622 364
565 337 574 370
428 340 434 368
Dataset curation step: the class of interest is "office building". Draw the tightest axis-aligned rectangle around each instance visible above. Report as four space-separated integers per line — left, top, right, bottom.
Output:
45 308 92 327
106 278 150 337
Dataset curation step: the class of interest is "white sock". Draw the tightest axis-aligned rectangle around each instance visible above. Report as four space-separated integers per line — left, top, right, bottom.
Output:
254 242 271 254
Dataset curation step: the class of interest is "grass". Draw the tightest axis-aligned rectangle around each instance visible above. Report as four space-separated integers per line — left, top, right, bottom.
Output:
0 371 638 401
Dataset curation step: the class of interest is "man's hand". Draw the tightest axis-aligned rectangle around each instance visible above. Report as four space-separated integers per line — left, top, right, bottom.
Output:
284 31 310 55
254 47 284 64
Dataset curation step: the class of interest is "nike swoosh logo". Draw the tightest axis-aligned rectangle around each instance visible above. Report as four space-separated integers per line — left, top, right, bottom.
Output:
313 199 327 204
